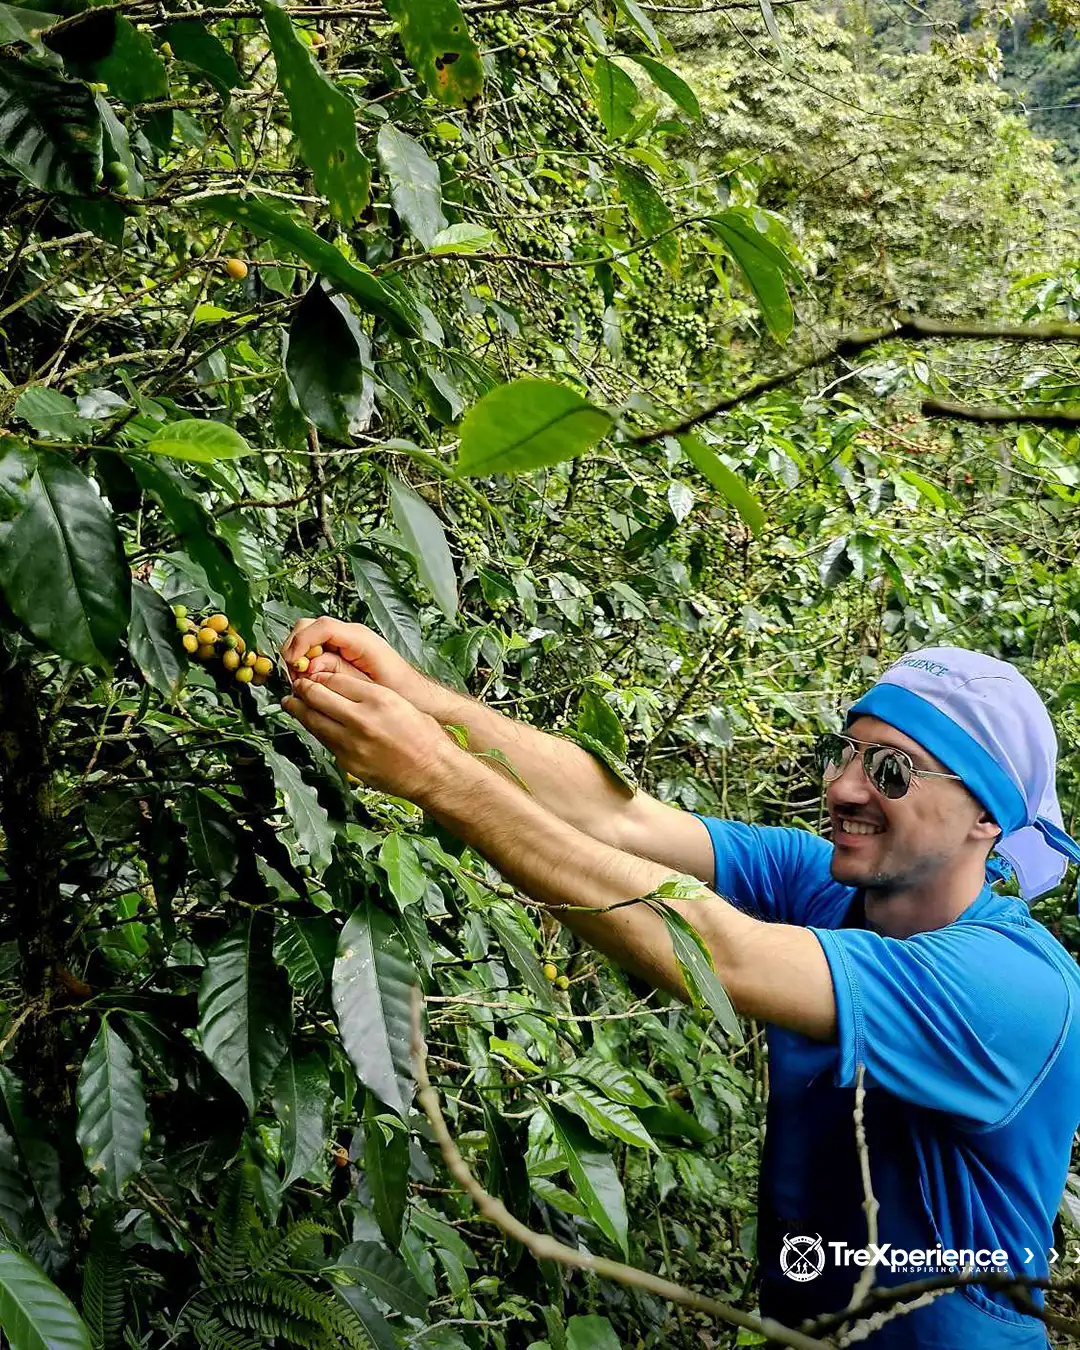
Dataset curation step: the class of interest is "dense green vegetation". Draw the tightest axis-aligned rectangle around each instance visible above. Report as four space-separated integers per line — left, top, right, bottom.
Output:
0 0 1079 1346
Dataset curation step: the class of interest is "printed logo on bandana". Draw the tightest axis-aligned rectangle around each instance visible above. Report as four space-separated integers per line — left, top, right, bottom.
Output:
895 657 949 677
781 1234 825 1282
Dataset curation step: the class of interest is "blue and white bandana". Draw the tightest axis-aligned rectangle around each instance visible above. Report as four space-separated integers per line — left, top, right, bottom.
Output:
846 646 1080 900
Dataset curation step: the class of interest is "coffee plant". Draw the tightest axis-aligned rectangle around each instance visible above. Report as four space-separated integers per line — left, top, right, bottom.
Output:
1 0 1080 1344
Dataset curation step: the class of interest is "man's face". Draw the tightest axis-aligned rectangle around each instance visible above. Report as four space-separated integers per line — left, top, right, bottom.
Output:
825 714 996 894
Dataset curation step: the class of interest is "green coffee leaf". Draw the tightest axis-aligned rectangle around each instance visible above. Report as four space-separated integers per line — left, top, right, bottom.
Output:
263 2 371 222
0 55 102 194
679 434 766 536
75 1021 148 1199
589 56 639 139
626 53 702 121
197 193 418 336
708 209 796 340
285 283 374 441
144 419 253 463
128 580 185 697
378 833 428 909
381 0 483 106
377 125 447 249
271 1049 329 1186
651 900 743 1043
545 1104 628 1255
457 379 612 476
0 1247 92 1350
389 474 458 618
614 164 678 272
163 20 241 96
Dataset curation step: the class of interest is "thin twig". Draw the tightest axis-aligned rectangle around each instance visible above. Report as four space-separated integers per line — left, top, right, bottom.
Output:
845 1063 879 1311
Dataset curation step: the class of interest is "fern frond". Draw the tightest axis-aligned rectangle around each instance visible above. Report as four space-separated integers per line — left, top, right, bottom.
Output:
217 1298 334 1350
248 1221 335 1275
208 1163 259 1283
82 1213 125 1350
192 1314 262 1350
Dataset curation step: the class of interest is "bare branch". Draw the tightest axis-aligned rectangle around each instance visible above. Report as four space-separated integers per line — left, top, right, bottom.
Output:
921 397 1080 428
845 1063 880 1312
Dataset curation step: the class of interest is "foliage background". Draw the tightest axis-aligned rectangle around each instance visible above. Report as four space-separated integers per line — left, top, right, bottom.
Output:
1 0 1079 1345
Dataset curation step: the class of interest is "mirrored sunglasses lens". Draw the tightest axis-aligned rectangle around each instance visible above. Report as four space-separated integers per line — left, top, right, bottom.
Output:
818 735 849 780
867 747 910 798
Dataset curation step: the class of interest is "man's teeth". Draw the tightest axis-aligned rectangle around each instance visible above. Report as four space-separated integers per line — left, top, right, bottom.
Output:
840 820 884 836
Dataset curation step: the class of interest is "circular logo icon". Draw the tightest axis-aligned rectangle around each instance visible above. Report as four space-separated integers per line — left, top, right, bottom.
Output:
781 1233 825 1282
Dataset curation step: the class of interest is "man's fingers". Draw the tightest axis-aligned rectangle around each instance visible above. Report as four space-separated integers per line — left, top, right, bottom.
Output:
302 651 369 683
307 669 374 702
290 676 373 726
282 617 371 665
281 692 353 753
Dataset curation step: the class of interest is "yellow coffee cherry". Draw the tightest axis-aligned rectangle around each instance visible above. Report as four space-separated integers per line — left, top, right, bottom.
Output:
182 633 199 653
197 626 218 646
224 258 248 280
305 644 323 659
243 650 258 667
294 656 310 674
197 643 216 660
555 975 570 991
542 962 558 982
222 648 240 671
235 665 254 684
206 614 229 633
253 656 273 677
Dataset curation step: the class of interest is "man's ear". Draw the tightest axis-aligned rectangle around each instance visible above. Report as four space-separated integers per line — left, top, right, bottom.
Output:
972 810 1001 843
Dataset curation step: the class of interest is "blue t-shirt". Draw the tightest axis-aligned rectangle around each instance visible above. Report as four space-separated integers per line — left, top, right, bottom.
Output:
698 818 1080 1348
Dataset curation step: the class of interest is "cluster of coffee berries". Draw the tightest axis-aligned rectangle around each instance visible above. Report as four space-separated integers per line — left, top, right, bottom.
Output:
542 961 571 991
289 643 323 675
173 607 275 686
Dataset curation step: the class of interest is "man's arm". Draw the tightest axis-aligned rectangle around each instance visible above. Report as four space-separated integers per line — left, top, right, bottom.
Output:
282 618 714 881
282 672 837 1042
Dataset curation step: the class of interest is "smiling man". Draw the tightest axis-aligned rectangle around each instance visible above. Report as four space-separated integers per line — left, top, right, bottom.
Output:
280 626 1080 1348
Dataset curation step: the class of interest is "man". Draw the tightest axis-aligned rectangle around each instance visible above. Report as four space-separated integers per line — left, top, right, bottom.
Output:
280 623 1080 1348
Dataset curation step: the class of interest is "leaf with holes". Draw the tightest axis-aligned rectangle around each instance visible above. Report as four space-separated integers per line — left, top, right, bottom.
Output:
0 54 102 194
128 581 185 698
197 194 417 336
381 0 483 105
332 902 416 1118
457 380 611 477
198 914 293 1114
614 165 678 272
272 1049 328 1186
679 435 765 536
75 1021 147 1199
389 475 458 619
262 2 370 222
0 1248 92 1350
0 454 129 668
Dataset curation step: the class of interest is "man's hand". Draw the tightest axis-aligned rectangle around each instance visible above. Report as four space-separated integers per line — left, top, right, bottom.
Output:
281 618 449 718
281 671 457 804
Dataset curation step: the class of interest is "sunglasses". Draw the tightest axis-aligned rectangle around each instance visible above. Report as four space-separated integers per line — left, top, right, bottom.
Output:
815 732 962 800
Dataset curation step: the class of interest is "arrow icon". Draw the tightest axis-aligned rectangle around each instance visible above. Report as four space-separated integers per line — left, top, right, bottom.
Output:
1023 1249 1034 1264
1050 1248 1060 1264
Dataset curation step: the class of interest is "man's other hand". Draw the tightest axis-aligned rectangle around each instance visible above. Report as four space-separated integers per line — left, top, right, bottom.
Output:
281 670 455 804
281 617 440 713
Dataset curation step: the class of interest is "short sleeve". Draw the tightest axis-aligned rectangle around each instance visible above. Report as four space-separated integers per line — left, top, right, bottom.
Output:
811 922 1072 1128
694 819 855 927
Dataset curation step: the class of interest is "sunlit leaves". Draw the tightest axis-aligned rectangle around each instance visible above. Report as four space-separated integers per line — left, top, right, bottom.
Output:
143 420 253 463
626 53 701 121
457 380 612 476
381 0 483 106
708 209 797 340
332 902 416 1119
614 164 678 272
262 3 370 223
0 454 129 668
75 1021 147 1199
0 53 100 196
